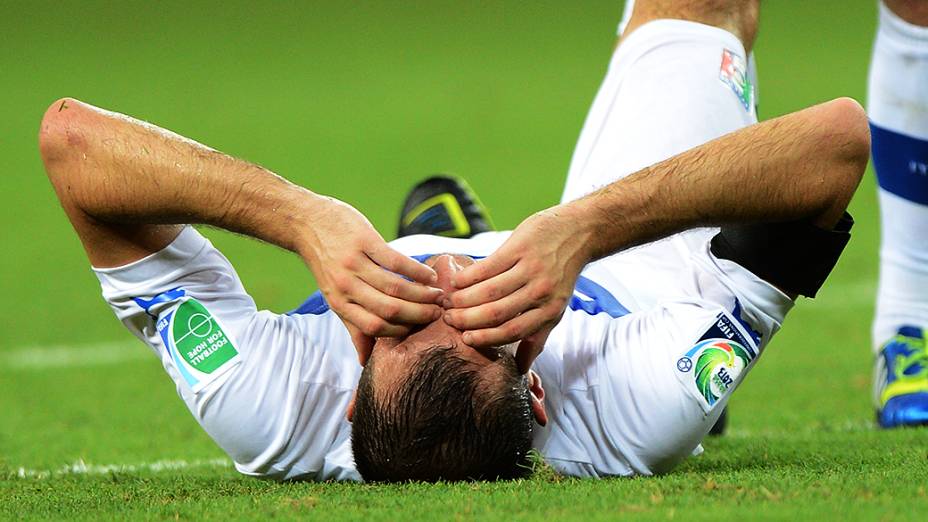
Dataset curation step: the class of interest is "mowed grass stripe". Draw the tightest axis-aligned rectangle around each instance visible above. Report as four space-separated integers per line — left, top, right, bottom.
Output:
0 342 150 371
11 458 232 480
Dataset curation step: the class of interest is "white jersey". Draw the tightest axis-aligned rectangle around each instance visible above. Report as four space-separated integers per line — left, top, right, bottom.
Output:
94 19 790 481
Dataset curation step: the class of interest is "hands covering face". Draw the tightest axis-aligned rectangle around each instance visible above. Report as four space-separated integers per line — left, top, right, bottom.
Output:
442 207 593 373
300 197 444 365
303 199 591 372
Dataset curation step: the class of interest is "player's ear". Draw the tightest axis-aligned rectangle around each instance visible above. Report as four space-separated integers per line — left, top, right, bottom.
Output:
346 392 357 421
528 370 547 426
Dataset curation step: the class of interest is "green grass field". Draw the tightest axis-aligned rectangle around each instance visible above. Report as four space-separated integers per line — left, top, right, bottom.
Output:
2 1 926 520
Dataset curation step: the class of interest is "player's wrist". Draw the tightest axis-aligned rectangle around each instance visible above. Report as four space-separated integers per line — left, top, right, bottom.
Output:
554 201 611 263
290 191 334 258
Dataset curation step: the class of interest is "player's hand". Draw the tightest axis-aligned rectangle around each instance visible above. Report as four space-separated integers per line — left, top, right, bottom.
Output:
443 206 592 373
299 196 443 365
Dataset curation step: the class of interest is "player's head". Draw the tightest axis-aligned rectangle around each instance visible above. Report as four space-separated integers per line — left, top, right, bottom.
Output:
348 254 547 482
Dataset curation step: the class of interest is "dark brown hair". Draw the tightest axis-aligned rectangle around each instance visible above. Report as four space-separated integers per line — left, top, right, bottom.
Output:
351 345 533 482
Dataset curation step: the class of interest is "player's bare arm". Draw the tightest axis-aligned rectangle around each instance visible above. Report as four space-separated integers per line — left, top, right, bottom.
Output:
446 98 870 372
38 98 442 363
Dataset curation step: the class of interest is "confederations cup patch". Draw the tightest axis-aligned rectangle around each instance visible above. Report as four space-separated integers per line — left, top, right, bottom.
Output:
719 49 753 112
678 310 759 408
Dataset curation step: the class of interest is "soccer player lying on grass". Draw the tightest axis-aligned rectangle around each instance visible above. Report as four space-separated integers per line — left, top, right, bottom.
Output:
39 4 868 482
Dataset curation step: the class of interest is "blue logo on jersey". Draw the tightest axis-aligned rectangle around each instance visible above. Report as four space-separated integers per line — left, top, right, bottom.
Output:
133 287 186 317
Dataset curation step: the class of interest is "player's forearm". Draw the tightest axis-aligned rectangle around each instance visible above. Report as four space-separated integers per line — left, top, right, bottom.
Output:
566 98 870 262
38 98 321 254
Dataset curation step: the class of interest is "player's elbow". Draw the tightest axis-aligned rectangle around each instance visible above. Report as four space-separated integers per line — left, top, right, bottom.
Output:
819 97 870 208
823 97 870 174
38 97 90 172
827 97 871 165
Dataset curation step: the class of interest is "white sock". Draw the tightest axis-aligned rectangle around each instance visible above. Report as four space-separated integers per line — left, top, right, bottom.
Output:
869 1 928 349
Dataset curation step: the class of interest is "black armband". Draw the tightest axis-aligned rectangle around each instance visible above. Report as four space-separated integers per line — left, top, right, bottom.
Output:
709 213 854 298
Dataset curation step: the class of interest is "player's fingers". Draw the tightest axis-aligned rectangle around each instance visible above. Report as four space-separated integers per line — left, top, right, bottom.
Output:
515 329 551 374
339 301 412 338
451 248 517 289
358 265 444 304
446 265 526 309
461 308 548 348
444 284 533 330
351 281 442 326
367 243 437 285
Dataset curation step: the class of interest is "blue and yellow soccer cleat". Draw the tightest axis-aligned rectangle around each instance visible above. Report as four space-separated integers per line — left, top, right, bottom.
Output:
397 175 494 239
875 326 928 428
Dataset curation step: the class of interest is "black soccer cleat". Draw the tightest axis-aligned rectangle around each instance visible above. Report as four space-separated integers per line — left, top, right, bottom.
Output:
397 175 494 239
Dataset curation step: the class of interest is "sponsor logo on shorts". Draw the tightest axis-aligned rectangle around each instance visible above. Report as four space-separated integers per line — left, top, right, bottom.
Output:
719 49 753 112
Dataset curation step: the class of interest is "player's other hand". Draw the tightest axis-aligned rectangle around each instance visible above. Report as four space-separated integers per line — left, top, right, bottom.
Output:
299 196 443 365
443 206 592 373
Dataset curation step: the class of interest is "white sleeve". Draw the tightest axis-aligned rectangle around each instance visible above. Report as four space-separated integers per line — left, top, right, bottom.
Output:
540 240 791 478
537 303 732 478
93 226 361 481
93 226 255 396
596 300 755 475
596 258 788 476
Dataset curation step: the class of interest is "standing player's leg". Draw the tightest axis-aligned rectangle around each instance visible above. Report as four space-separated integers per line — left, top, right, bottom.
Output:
869 0 928 428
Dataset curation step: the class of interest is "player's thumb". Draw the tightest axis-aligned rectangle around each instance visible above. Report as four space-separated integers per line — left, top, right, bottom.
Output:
515 330 550 374
348 325 374 366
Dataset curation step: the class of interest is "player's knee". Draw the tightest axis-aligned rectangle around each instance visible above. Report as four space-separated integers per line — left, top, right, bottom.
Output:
38 97 87 169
